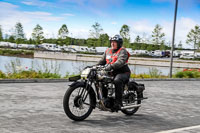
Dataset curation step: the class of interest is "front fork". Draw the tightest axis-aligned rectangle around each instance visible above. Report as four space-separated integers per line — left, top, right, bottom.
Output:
81 80 92 102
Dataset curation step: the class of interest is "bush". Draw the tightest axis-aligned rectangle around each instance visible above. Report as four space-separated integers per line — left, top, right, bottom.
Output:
0 71 6 79
174 71 184 78
148 68 162 78
174 69 200 78
0 49 34 56
131 73 151 78
38 71 61 79
6 70 61 79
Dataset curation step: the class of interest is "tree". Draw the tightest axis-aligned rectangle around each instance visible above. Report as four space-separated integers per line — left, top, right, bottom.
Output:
120 24 130 47
98 33 109 47
0 25 3 41
15 22 25 39
178 41 183 49
160 41 166 50
63 37 72 45
186 25 200 50
8 36 15 43
141 43 146 50
134 35 141 43
151 24 165 45
58 24 69 39
32 24 44 44
89 22 103 39
147 44 153 51
87 38 98 47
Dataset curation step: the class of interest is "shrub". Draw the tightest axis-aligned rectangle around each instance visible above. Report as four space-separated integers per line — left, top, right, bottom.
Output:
174 69 200 78
0 49 34 56
0 71 6 79
131 73 151 78
148 68 162 78
174 71 184 78
6 70 61 79
38 71 61 79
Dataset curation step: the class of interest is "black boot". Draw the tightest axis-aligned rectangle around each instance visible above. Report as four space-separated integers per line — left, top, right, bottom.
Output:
112 73 130 112
112 102 122 112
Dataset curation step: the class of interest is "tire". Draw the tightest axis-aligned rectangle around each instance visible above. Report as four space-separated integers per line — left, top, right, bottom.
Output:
121 92 141 115
63 83 94 121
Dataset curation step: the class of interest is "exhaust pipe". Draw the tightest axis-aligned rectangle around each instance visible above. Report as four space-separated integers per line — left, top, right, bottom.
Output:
121 104 141 110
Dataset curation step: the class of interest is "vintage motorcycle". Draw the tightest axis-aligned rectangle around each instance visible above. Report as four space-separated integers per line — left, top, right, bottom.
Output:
63 65 147 121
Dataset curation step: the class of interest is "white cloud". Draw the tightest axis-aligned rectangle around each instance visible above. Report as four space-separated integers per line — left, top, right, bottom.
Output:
152 0 200 9
128 17 199 48
60 0 125 17
21 0 52 7
70 28 90 39
21 1 34 5
60 0 125 7
0 2 65 38
24 11 63 21
162 17 197 48
62 13 75 16
111 22 117 25
24 11 52 16
129 20 154 34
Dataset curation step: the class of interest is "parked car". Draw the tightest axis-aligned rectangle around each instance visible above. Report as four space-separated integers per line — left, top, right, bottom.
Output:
180 54 195 59
161 51 170 57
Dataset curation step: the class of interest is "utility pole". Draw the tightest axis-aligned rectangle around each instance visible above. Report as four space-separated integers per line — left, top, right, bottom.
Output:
170 0 178 78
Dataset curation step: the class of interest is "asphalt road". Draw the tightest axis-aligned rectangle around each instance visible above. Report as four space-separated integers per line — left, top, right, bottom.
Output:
0 81 200 133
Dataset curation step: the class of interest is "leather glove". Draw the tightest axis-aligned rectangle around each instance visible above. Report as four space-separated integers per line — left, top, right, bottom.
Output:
105 64 112 71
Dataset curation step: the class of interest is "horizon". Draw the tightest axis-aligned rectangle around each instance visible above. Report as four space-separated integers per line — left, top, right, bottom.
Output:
0 0 200 49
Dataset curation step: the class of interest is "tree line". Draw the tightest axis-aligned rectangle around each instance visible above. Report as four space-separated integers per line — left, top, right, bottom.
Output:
0 22 199 51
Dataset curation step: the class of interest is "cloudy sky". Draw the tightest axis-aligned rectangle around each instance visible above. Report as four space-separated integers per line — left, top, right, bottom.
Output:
0 0 199 48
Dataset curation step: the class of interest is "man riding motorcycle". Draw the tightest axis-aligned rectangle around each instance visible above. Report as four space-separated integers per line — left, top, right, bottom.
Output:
97 34 131 111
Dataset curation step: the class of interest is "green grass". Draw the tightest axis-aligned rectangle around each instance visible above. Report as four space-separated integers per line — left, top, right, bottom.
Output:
0 49 33 56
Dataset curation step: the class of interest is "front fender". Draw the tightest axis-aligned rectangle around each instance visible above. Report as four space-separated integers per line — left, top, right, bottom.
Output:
69 81 96 108
69 81 85 88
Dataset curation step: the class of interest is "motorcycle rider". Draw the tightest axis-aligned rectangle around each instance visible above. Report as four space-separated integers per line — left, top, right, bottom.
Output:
97 34 131 111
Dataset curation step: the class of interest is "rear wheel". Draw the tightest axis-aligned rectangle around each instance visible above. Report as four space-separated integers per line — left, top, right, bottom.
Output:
121 91 141 115
63 83 94 121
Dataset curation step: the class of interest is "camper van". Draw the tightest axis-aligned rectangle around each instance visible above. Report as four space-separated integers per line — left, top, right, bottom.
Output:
173 50 181 57
180 50 195 59
95 47 108 54
27 44 36 49
194 52 200 58
0 42 9 47
18 44 29 49
132 50 149 55
8 43 17 48
126 48 134 55
41 43 58 51
68 45 89 52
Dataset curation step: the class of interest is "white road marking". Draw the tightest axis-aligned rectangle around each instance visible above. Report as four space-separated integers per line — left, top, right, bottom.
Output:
155 125 200 133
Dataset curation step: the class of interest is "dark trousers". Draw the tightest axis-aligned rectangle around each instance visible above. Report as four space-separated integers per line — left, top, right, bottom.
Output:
102 73 130 105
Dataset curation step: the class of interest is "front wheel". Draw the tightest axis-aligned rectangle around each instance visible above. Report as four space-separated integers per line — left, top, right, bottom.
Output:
63 83 94 121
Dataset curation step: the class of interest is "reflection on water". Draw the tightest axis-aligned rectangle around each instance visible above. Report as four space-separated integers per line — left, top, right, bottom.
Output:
0 55 182 77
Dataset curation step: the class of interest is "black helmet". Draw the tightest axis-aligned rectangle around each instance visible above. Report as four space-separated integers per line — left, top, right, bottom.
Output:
110 34 123 48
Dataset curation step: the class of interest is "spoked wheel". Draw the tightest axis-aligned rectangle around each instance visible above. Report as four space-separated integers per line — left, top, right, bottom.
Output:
63 83 94 121
121 91 141 115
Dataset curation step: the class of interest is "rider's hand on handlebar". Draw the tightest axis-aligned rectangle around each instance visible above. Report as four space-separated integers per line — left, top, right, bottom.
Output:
105 64 112 71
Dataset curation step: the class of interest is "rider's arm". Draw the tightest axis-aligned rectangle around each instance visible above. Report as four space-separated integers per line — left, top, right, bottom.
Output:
97 52 106 65
111 49 128 70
